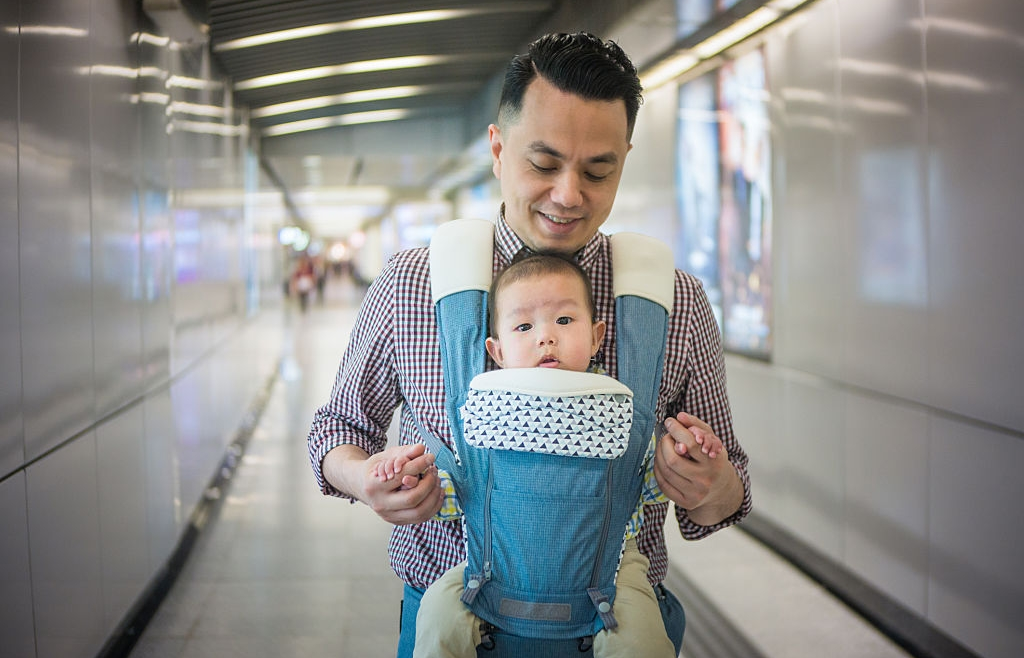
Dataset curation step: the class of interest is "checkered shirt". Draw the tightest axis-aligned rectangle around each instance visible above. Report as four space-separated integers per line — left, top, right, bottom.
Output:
307 213 752 589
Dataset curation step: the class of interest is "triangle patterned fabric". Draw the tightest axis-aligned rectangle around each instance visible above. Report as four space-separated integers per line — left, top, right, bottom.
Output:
460 388 632 459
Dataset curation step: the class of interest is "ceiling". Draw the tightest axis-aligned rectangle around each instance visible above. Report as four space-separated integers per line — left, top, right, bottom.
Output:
198 0 571 239
207 1 557 130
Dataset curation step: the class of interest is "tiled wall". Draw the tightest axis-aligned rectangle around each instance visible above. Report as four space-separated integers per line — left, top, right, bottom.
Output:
613 1 1023 656
0 1 284 655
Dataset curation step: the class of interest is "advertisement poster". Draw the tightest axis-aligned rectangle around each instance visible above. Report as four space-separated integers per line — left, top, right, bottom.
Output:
677 47 773 358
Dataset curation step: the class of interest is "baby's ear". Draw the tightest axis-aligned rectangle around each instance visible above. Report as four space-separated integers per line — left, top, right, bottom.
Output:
485 336 504 367
591 320 607 354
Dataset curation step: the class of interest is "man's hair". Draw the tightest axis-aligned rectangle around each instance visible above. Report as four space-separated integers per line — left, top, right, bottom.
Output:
497 32 643 139
488 253 597 339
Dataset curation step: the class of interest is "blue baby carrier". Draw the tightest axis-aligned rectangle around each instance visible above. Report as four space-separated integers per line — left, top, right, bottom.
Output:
417 219 684 656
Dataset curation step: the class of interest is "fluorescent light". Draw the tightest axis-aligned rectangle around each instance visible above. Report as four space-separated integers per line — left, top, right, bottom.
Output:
251 83 472 119
171 120 247 136
640 52 700 90
166 75 223 90
262 109 414 137
130 91 171 106
235 55 452 91
252 86 426 118
214 4 551 52
131 31 171 47
691 7 777 59
10 25 88 37
171 101 231 118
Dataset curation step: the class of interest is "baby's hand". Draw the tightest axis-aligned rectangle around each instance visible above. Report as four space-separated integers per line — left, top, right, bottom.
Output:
375 456 404 481
373 459 391 481
692 427 725 459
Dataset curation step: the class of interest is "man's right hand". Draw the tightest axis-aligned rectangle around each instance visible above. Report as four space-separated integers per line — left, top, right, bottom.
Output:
323 443 444 525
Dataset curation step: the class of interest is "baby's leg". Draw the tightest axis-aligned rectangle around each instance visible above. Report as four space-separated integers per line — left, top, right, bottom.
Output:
592 540 676 658
413 562 483 658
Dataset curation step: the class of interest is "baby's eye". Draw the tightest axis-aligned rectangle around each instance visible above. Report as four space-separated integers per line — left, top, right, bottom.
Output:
514 323 533 332
555 316 573 325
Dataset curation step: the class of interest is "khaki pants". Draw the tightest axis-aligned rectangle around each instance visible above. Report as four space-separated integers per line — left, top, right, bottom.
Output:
413 539 676 658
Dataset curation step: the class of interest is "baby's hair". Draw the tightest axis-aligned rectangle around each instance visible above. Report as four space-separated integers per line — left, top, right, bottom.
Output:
488 253 597 338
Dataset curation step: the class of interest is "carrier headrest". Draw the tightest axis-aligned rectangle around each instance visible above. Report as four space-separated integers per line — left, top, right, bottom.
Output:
469 368 633 398
609 232 675 315
429 218 495 303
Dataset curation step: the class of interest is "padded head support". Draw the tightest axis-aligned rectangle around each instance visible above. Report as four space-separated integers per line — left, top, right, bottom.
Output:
429 218 495 303
469 367 633 398
609 232 675 315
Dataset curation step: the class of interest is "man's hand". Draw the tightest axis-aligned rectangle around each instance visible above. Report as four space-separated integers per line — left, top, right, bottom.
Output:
653 412 743 527
323 443 444 525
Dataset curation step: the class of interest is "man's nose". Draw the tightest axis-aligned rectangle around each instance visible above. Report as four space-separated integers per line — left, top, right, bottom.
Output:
550 171 583 208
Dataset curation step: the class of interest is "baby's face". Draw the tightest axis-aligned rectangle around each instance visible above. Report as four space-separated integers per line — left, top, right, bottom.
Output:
486 271 604 372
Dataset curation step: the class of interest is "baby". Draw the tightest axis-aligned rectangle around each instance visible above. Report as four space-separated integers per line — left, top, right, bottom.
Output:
376 253 722 657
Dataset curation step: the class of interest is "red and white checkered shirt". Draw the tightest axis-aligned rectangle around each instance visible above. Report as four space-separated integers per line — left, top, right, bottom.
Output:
308 214 752 589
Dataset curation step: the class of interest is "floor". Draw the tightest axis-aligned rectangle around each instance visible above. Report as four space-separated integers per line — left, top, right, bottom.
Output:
130 274 912 658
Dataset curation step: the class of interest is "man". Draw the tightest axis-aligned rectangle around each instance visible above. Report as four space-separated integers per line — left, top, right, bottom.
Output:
308 32 752 656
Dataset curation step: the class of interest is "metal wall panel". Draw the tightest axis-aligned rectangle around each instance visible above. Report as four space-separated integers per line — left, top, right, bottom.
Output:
0 474 35 657
767 0 846 380
0 0 21 477
837 0 930 401
97 406 149 630
780 376 845 558
844 395 930 615
928 416 1024 657
139 38 173 392
613 81 680 244
19 0 96 460
924 0 1024 433
144 390 182 570
27 433 104 658
92 0 144 419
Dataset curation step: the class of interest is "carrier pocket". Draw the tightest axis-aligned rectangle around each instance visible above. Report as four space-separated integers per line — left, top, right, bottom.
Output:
486 481 608 595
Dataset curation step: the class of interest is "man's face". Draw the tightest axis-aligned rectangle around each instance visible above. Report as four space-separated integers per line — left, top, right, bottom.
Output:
489 76 632 255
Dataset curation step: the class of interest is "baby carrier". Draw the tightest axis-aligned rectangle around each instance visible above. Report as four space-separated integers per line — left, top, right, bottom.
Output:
416 219 683 656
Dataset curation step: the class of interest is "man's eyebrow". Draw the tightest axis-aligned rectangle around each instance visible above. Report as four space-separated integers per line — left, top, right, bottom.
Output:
527 141 619 165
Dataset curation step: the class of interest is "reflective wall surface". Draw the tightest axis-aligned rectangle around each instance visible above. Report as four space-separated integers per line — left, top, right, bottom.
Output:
0 1 285 656
613 1 1023 656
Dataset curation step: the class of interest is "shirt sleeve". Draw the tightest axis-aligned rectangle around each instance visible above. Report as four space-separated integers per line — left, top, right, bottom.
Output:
667 272 753 539
307 259 402 499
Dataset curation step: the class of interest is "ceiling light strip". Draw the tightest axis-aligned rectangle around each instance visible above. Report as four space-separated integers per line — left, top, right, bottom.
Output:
213 4 552 52
262 109 414 137
235 55 452 91
251 82 474 119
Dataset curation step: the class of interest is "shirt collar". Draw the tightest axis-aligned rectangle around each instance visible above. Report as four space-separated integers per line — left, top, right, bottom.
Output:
494 203 606 269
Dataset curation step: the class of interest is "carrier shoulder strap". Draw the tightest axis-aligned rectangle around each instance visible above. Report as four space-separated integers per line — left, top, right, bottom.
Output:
418 219 495 479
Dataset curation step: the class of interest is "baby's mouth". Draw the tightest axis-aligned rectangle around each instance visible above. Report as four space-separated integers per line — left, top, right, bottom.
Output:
538 355 559 368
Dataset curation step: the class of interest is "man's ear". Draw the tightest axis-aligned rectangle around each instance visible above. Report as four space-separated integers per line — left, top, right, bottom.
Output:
592 320 607 355
488 123 503 179
485 336 504 367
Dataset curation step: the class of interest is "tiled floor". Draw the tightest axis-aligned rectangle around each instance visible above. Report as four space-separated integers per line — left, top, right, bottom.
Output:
132 281 403 657
130 275 912 658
